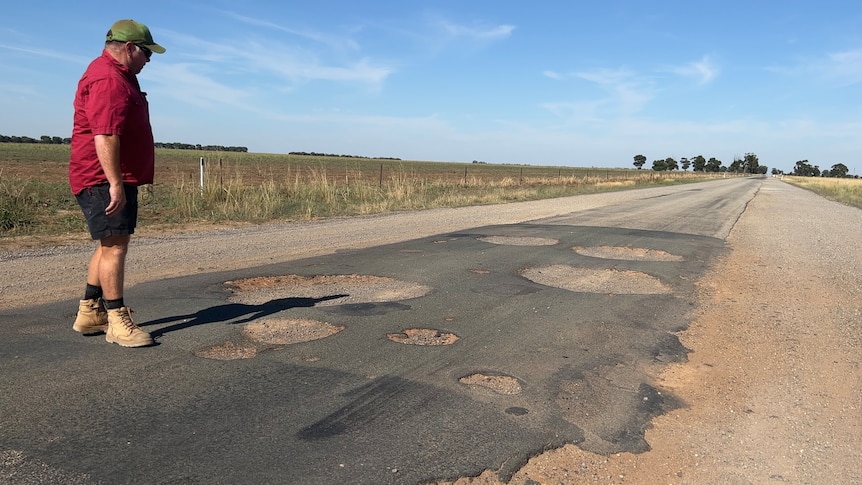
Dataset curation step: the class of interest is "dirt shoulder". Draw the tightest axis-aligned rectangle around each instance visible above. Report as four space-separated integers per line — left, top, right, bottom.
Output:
437 180 862 484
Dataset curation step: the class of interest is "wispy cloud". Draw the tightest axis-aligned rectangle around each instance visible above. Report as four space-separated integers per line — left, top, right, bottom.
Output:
0 81 38 96
574 67 654 116
438 20 515 41
768 47 862 87
415 13 515 53
0 43 88 64
822 48 862 86
540 67 654 122
143 63 255 110
155 26 394 95
233 45 392 85
540 100 607 123
666 55 719 85
224 11 361 52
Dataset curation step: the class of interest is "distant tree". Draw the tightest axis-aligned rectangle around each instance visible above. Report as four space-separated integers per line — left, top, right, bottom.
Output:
743 152 761 173
652 159 668 171
729 157 744 173
633 154 647 170
706 157 722 172
829 163 849 178
665 157 678 171
692 155 707 172
680 157 690 171
792 160 820 177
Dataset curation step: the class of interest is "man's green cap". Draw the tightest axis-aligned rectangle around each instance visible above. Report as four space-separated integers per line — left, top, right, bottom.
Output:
105 19 166 54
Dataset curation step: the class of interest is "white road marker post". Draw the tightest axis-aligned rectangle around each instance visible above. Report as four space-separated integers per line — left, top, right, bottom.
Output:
199 157 205 195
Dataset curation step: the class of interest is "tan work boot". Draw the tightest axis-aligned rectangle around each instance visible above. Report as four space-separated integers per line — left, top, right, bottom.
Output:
72 299 108 334
105 307 154 348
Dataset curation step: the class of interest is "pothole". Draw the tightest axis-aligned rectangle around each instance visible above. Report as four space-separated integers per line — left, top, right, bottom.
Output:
573 245 684 262
225 274 432 306
386 328 460 346
194 318 344 361
459 373 522 395
243 318 344 345
194 340 260 361
521 265 671 294
477 236 559 246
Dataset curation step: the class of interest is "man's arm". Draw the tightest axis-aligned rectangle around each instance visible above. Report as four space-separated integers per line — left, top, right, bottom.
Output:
94 134 125 216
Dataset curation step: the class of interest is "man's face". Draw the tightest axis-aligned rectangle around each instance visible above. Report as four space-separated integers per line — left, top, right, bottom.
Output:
126 42 151 74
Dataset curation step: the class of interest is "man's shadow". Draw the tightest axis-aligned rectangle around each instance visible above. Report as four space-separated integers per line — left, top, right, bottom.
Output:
142 294 349 338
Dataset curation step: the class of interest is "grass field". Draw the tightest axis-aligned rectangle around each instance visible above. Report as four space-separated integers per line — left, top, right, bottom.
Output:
781 175 862 209
1 143 730 243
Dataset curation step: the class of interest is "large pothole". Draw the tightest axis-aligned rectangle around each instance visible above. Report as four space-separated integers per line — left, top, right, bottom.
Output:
521 265 671 294
387 328 460 346
573 245 684 262
477 236 559 246
243 318 345 345
194 340 260 360
459 373 522 395
225 274 432 306
194 318 344 361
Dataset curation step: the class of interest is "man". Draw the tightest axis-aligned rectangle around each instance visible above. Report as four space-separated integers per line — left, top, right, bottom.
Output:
69 19 165 347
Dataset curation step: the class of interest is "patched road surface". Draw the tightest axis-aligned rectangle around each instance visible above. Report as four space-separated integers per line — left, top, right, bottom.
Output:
1 178 763 484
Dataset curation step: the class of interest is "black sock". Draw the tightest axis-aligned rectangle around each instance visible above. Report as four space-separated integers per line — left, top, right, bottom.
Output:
84 284 103 300
103 298 125 310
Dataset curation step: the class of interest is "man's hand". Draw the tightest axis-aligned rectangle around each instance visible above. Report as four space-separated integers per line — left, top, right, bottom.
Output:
105 183 127 216
94 134 125 216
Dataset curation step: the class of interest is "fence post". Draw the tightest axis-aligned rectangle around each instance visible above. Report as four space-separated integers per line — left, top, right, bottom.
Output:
199 157 205 194
379 163 383 187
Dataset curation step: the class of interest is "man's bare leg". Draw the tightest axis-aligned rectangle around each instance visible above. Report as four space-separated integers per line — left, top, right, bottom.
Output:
95 234 130 302
94 234 152 347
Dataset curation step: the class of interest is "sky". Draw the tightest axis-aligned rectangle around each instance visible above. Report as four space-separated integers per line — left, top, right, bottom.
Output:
1 1 861 175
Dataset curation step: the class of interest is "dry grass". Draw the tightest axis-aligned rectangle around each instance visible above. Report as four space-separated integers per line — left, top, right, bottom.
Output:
1 143 730 242
781 176 862 209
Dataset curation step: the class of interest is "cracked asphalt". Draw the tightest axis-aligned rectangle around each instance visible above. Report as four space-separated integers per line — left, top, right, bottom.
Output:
1 177 762 484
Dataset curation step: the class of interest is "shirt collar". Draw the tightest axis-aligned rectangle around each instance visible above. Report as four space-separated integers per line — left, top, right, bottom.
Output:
100 48 132 77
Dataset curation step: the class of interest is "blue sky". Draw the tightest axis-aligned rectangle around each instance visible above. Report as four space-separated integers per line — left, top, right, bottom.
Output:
2 1 861 174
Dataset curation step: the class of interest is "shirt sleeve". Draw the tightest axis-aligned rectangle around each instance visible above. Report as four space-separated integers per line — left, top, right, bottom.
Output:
84 77 132 136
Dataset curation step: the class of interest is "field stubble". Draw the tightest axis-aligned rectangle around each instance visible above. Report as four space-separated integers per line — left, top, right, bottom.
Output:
2 144 727 246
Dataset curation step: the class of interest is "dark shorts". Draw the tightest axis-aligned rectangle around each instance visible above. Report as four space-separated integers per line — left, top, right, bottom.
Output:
75 184 139 240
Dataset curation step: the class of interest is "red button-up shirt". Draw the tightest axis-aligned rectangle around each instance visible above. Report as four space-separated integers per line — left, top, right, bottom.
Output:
69 50 155 194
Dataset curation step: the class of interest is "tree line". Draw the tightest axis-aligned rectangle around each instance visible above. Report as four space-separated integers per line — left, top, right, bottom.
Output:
634 153 856 178
288 151 401 160
1 134 69 144
633 153 768 174
0 134 248 153
784 160 853 178
155 142 248 152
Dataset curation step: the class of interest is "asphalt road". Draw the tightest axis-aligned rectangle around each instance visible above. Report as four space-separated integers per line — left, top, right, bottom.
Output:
1 177 762 484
